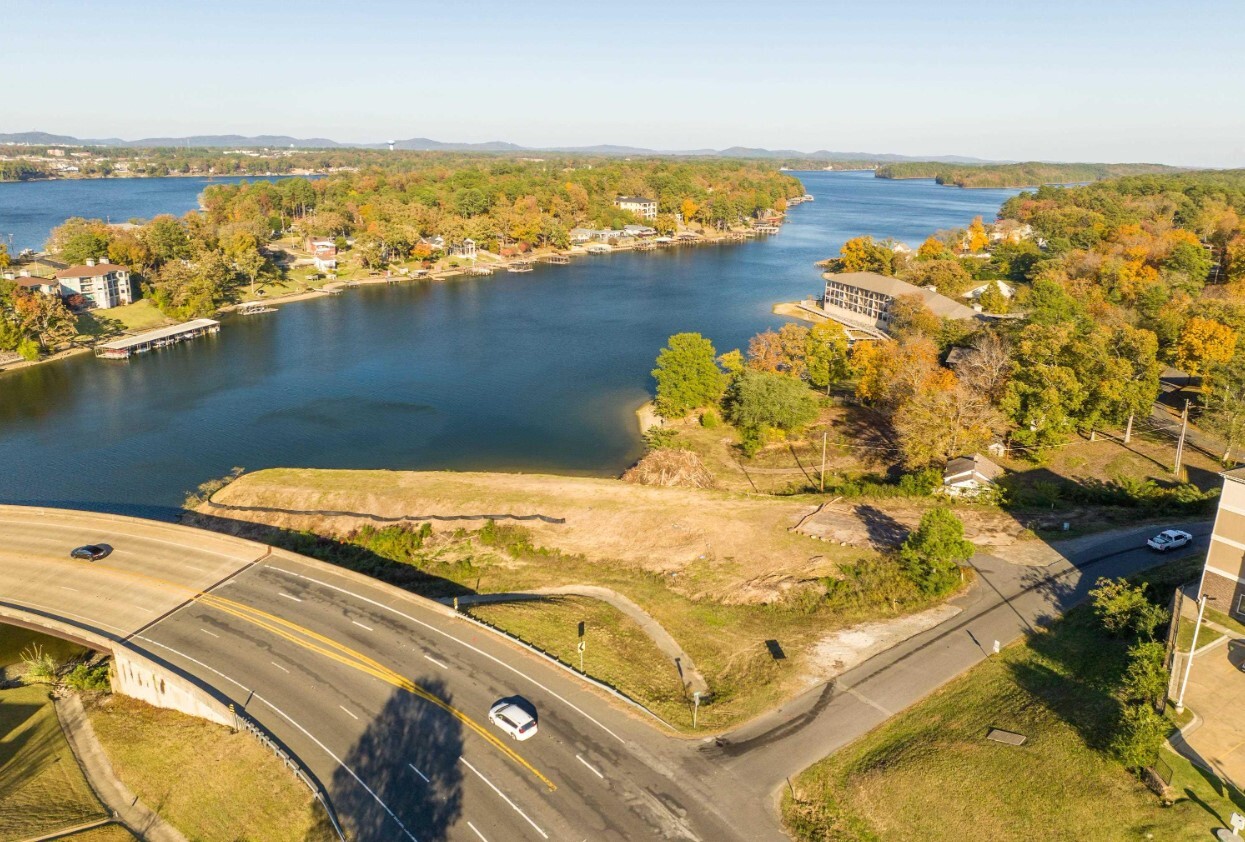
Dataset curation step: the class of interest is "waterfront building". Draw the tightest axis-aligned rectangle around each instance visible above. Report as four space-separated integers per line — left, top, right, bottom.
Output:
819 271 978 336
614 196 658 220
1198 468 1245 617
449 238 477 260
622 224 656 237
10 273 62 296
54 259 133 309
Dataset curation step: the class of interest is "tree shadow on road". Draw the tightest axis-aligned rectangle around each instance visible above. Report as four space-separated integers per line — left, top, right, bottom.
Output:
331 679 464 842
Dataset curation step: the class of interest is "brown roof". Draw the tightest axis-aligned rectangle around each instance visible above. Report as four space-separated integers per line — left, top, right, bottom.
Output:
55 264 129 279
15 277 56 288
824 271 980 321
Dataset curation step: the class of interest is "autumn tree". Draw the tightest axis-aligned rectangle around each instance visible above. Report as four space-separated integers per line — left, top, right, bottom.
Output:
805 321 850 390
888 294 941 339
0 243 9 270
1002 322 1088 454
894 374 1002 469
917 236 950 261
951 332 1012 403
966 216 990 253
1175 316 1237 377
899 508 975 596
1202 353 1245 462
836 236 895 275
903 258 973 296
746 330 784 373
12 289 77 350
652 333 725 418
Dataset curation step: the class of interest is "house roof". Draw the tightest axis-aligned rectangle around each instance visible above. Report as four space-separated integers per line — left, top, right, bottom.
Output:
15 277 56 288
944 453 1004 483
55 264 128 279
824 271 979 321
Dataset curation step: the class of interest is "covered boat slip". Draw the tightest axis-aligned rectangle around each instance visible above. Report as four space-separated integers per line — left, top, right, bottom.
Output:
95 318 220 359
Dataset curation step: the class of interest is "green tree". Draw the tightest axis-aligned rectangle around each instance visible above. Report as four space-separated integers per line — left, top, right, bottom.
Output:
977 282 1009 314
1111 702 1166 773
1089 578 1165 638
898 508 975 596
724 370 819 455
652 333 725 418
805 321 850 389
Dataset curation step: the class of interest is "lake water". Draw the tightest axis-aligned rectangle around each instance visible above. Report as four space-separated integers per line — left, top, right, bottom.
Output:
0 171 1020 519
0 175 309 254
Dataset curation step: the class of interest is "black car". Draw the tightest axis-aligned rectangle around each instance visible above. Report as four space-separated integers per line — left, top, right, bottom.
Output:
70 544 110 561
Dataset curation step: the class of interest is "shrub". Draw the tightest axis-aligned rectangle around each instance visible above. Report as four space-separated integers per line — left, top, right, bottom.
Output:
724 370 819 434
1121 640 1168 707
898 508 975 596
1111 702 1167 773
1089 578 1167 638
20 644 59 684
65 662 111 692
700 409 721 428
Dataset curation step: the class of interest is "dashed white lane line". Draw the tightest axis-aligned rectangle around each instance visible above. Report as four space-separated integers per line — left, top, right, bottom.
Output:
270 661 290 674
424 654 448 670
339 705 359 720
466 822 488 841
408 763 430 783
199 628 220 638
266 565 626 743
277 592 302 602
460 756 549 839
575 754 605 779
352 620 374 631
59 586 80 592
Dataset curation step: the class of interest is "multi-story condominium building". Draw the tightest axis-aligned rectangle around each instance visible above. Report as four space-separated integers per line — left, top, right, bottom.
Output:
55 259 134 309
614 195 658 220
820 271 978 335
1198 467 1245 616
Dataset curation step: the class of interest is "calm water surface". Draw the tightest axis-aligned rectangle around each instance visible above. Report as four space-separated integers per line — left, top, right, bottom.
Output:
0 171 1019 518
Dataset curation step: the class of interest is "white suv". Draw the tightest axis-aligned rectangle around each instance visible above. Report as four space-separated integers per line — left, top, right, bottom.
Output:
488 701 538 741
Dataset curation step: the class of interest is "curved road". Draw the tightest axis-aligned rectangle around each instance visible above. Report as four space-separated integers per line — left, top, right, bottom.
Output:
0 506 1209 841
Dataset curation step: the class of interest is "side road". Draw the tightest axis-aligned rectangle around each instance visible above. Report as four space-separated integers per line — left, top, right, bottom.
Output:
701 521 1215 832
54 693 188 842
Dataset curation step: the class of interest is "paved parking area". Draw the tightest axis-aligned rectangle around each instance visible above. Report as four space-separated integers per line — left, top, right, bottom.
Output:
1182 636 1245 787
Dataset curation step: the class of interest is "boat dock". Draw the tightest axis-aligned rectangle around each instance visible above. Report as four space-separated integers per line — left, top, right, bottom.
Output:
507 261 535 273
544 254 570 264
95 318 220 359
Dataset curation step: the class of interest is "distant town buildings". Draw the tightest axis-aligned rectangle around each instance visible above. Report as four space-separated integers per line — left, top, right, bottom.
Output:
819 271 979 337
614 195 658 220
54 259 134 309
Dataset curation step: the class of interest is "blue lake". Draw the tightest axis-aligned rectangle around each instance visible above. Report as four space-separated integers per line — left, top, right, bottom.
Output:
0 171 1020 519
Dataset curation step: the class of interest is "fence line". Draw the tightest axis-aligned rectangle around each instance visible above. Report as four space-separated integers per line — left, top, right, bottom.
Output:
232 705 347 841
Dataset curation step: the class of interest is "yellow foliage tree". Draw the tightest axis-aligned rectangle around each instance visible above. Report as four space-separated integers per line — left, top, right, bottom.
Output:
917 236 949 260
680 198 700 223
967 217 990 253
1175 317 1238 377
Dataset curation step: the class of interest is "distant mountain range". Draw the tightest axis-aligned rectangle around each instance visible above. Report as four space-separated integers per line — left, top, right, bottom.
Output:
0 131 996 163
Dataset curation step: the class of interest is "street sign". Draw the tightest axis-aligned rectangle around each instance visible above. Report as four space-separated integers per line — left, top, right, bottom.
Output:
577 620 585 638
577 640 586 653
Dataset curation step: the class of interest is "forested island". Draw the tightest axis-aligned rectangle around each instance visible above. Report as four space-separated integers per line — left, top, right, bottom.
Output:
875 161 1180 188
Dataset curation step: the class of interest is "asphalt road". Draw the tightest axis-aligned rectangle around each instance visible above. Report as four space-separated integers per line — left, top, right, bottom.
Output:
0 506 1212 841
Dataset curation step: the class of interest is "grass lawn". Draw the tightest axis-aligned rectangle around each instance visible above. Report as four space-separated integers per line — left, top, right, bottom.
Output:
1177 614 1225 652
0 683 106 841
87 695 335 842
65 825 136 840
468 597 692 727
782 558 1235 842
75 300 172 338
1205 605 1245 638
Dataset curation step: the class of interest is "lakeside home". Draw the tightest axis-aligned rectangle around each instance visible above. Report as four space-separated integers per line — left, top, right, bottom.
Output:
817 271 979 337
55 259 134 309
614 195 658 220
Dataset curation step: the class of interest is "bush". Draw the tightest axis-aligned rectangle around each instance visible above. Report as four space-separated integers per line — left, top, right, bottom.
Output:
1089 578 1168 639
898 508 974 596
65 661 111 692
700 409 720 428
1121 641 1168 708
1111 702 1167 773
821 469 941 500
20 644 58 684
724 370 819 434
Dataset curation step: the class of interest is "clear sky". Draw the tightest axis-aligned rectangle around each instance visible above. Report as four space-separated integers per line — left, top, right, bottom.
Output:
6 0 1243 166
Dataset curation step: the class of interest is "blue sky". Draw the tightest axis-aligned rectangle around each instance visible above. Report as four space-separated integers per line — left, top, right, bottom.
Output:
5 0 1243 166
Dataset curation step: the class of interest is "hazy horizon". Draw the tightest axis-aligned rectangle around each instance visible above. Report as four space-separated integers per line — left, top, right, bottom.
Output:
6 0 1244 168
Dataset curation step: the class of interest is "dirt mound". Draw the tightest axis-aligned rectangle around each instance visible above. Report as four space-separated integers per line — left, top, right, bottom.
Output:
622 448 716 489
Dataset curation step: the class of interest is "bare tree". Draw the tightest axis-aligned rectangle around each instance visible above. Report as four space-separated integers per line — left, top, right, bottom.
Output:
952 331 1012 403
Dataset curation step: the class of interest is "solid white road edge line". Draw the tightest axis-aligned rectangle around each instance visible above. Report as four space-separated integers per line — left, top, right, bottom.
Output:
256 692 421 842
408 763 431 783
352 620 374 631
338 704 359 720
575 754 606 779
267 564 626 743
466 821 489 842
424 654 449 669
460 756 549 839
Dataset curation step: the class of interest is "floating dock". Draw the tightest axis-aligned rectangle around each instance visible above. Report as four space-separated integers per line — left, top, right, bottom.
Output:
95 318 220 359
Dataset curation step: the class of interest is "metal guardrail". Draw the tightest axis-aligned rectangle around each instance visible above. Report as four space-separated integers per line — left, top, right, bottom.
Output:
231 704 347 841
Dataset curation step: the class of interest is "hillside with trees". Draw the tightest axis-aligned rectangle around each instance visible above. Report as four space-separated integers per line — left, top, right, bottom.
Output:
875 161 1180 189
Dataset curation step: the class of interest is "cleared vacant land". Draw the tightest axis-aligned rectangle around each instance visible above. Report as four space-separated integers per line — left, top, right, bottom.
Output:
191 468 954 728
88 695 334 842
783 560 1232 842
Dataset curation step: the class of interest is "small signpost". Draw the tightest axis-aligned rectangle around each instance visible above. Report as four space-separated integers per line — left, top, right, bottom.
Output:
1216 812 1245 840
693 690 702 729
577 621 586 672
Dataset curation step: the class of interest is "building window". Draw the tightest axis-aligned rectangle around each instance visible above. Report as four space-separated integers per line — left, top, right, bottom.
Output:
1236 594 1245 617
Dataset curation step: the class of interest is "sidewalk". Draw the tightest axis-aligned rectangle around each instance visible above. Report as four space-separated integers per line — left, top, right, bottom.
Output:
54 693 188 842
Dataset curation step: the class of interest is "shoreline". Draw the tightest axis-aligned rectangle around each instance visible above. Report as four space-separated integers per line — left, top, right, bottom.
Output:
0 170 331 186
0 222 795 376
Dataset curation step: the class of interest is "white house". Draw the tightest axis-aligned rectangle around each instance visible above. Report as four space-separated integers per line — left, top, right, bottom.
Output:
942 453 1004 497
54 259 133 309
622 224 657 237
449 238 477 260
614 195 658 220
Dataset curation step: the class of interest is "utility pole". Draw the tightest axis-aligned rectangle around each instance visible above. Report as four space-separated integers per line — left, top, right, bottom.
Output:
1175 593 1213 713
1174 399 1191 476
820 430 828 493
1124 412 1134 445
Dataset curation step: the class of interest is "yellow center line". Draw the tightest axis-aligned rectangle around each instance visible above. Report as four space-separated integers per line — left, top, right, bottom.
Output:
48 557 557 791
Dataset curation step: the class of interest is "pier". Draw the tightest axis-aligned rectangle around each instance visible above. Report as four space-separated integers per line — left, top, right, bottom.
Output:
95 319 220 359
